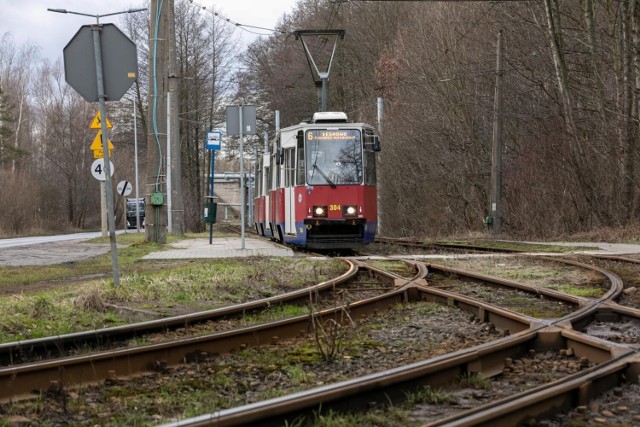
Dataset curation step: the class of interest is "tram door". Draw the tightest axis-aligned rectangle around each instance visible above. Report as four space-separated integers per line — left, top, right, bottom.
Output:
263 154 271 229
284 148 296 234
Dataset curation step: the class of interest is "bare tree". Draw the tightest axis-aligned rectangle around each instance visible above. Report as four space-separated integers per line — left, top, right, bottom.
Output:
32 60 96 228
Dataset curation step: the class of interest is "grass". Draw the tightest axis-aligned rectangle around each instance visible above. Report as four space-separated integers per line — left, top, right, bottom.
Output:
405 386 453 405
545 283 604 298
366 260 413 274
437 239 593 253
459 372 492 390
0 233 347 343
310 408 413 427
488 266 565 282
241 304 310 324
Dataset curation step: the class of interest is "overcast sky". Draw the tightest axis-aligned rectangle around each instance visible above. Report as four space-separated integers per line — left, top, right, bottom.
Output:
0 0 298 62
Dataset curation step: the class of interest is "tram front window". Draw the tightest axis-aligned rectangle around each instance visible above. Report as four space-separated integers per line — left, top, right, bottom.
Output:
306 129 363 186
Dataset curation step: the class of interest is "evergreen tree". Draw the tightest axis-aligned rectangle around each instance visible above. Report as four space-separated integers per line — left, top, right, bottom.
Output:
0 86 16 166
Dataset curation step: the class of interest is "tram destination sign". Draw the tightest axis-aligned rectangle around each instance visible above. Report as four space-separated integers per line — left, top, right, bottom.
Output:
307 129 358 140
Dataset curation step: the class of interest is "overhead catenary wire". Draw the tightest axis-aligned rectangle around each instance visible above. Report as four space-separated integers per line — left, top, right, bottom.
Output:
187 0 289 35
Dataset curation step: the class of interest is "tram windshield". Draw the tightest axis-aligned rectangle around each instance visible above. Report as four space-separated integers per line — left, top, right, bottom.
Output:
305 129 362 186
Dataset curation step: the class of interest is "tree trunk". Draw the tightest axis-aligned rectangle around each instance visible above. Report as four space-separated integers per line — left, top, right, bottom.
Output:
627 0 640 219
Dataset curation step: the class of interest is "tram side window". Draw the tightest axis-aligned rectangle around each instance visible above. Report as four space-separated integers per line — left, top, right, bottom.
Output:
256 159 263 195
268 154 275 190
364 129 377 186
284 148 295 187
296 130 305 185
365 150 376 186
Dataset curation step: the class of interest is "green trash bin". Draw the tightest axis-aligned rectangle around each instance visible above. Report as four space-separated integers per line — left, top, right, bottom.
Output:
204 201 217 224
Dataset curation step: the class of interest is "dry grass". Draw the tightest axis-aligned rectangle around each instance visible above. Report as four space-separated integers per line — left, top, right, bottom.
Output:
74 286 107 313
561 224 640 244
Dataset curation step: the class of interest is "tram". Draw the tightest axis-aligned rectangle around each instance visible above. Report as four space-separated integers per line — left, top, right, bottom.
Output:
253 111 380 250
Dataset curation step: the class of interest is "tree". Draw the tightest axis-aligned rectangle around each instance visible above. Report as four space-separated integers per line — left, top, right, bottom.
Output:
0 86 17 166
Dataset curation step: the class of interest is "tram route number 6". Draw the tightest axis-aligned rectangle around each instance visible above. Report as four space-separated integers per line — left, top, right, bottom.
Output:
91 158 115 181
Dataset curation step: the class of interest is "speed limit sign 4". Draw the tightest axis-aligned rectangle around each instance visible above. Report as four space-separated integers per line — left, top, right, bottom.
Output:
91 158 115 181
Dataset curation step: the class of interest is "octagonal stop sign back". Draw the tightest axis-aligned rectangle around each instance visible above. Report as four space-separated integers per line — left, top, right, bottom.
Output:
63 23 137 102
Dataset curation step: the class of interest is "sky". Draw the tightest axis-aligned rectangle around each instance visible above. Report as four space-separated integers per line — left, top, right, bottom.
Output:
0 0 299 62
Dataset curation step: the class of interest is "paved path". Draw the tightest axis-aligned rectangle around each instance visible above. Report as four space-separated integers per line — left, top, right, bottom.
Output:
0 232 104 249
1 236 639 267
141 237 294 259
525 241 640 255
0 240 111 266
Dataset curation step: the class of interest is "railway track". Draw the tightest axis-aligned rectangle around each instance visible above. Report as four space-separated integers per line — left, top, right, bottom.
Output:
3 243 640 426
147 252 640 427
0 260 427 402
373 236 524 254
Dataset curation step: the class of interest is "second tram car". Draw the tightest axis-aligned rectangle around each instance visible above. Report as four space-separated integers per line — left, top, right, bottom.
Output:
253 112 381 250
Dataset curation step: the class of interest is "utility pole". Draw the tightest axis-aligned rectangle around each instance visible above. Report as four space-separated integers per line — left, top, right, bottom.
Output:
167 3 184 236
147 0 181 242
489 30 504 234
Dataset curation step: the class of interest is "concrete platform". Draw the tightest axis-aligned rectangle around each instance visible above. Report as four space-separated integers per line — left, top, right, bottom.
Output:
142 236 295 260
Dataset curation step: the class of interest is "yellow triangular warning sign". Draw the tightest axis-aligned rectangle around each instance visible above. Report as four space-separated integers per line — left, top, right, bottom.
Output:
90 111 112 129
90 131 114 150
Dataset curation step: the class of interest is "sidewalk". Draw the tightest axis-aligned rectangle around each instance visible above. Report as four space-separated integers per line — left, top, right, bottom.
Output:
141 236 295 260
520 241 640 256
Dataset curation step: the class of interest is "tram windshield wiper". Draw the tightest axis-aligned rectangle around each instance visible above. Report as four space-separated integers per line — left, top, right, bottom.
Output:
313 163 336 188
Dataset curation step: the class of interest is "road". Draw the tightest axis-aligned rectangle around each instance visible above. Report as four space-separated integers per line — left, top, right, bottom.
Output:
0 232 104 250
0 232 122 266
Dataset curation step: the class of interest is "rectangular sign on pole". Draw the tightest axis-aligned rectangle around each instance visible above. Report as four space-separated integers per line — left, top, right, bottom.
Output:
226 105 257 136
206 130 222 150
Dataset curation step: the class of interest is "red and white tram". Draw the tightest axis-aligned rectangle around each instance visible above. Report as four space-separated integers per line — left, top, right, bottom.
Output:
253 112 381 250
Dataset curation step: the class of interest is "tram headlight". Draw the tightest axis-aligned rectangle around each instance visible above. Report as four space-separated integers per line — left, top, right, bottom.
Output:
343 205 357 217
313 206 327 217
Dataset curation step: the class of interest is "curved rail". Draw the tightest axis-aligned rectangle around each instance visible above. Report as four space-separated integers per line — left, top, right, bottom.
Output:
0 259 431 401
157 256 639 427
0 259 361 365
4 252 637 426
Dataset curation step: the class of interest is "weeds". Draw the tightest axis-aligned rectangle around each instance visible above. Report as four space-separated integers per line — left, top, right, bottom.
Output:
459 372 492 390
309 292 356 363
406 386 453 405
285 365 315 385
74 286 106 312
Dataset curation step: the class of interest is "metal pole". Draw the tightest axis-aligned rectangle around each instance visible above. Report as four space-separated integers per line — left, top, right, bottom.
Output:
92 24 120 286
239 105 245 249
377 96 384 135
377 96 383 235
100 183 107 237
490 30 504 235
249 149 255 227
209 150 215 244
133 99 141 233
321 75 328 112
166 94 172 233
